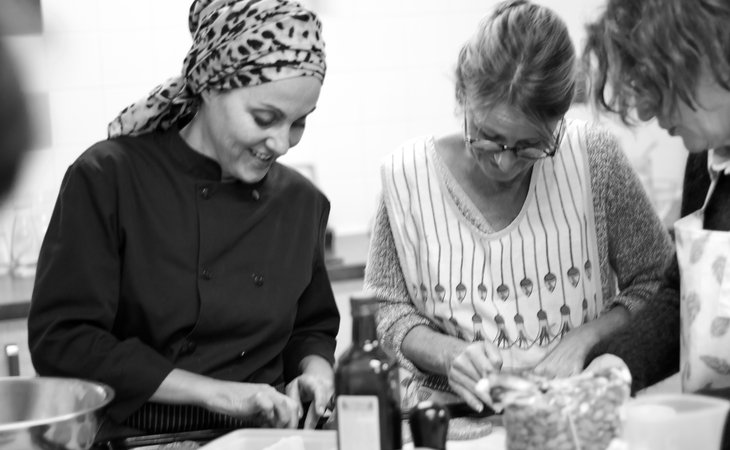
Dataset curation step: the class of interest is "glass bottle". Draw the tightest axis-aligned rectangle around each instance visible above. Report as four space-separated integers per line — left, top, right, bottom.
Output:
10 205 39 278
335 294 402 450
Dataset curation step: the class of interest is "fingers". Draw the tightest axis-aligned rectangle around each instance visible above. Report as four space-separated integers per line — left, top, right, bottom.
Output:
584 354 631 384
285 379 302 409
294 377 322 429
534 352 583 379
251 390 277 423
450 342 501 382
309 380 331 416
448 342 503 409
273 394 301 429
254 389 301 428
449 375 486 412
482 340 503 371
292 374 333 417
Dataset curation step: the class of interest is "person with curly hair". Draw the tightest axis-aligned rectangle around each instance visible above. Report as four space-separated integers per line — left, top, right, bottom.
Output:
28 0 338 437
584 0 730 393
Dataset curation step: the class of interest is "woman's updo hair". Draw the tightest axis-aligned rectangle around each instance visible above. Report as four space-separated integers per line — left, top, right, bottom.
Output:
455 0 575 138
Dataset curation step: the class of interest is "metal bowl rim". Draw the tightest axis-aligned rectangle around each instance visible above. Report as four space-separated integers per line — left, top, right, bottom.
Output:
0 376 115 433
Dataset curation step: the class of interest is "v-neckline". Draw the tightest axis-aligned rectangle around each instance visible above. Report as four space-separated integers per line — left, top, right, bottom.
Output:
427 135 542 237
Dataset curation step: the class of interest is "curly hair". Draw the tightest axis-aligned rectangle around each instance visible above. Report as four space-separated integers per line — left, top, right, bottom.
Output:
455 0 575 139
583 0 730 124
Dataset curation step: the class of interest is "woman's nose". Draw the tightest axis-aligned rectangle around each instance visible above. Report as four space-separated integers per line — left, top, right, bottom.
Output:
636 102 656 122
265 129 290 156
494 151 519 172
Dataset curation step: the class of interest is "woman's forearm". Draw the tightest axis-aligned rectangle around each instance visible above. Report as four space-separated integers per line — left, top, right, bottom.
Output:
401 325 468 375
150 368 217 407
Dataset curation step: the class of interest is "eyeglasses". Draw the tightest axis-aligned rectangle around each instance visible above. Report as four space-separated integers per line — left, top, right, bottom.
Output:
463 114 565 160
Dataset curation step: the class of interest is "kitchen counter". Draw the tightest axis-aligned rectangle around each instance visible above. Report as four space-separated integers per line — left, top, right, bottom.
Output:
0 232 369 321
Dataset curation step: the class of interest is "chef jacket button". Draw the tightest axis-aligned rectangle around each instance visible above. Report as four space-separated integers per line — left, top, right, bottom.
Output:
201 267 213 280
252 189 260 201
252 273 264 286
181 340 197 355
200 186 211 199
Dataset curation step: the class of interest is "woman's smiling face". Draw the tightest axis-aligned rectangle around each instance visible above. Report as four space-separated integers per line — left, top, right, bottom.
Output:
198 76 322 183
465 103 560 185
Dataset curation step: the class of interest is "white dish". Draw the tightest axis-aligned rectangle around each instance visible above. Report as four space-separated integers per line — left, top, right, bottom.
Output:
200 429 336 450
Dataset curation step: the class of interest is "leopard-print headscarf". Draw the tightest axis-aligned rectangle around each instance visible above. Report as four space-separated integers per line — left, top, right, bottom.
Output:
108 0 326 138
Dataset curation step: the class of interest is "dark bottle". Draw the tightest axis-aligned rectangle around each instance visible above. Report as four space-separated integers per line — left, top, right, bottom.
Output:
335 294 402 450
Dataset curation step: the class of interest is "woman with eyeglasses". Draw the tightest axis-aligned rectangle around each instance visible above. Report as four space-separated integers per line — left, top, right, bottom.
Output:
363 0 674 416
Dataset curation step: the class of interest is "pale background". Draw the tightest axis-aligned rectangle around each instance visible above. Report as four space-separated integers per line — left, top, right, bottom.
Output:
1 0 688 244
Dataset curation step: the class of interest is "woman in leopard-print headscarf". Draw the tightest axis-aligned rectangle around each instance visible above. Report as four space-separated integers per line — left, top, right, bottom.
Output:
29 0 339 438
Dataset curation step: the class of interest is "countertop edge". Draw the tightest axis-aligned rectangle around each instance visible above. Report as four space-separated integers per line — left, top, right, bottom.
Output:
0 302 31 321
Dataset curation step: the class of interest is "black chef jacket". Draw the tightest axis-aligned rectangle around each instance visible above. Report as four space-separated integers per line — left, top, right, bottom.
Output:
28 128 340 422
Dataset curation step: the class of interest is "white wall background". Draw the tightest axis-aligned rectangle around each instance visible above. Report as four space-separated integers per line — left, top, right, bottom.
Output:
2 0 688 245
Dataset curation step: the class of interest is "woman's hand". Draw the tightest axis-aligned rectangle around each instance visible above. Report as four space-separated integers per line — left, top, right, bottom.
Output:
447 340 503 411
205 381 302 428
534 306 630 379
286 355 334 428
533 326 600 378
151 369 301 428
583 353 630 375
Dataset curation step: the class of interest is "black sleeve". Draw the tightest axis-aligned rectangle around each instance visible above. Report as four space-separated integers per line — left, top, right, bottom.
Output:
282 201 340 381
586 256 680 393
585 153 716 392
681 152 709 217
28 153 175 421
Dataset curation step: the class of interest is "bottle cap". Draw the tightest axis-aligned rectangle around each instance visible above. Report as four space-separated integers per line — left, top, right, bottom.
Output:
349 292 379 317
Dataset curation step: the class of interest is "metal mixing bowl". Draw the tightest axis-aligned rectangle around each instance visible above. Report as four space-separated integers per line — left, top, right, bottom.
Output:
0 376 114 450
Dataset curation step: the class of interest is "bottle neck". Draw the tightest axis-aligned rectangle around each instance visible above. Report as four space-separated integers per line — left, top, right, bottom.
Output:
351 313 378 347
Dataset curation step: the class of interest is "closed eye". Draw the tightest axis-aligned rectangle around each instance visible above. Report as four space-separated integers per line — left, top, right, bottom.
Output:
254 113 278 128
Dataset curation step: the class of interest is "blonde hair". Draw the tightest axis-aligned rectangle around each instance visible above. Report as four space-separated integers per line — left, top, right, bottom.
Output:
455 0 575 139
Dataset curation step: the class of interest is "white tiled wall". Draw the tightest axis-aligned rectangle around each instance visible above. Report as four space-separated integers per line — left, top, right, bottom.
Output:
2 0 688 245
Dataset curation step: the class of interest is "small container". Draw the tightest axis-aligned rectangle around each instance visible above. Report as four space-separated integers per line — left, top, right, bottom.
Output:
622 394 730 450
408 401 450 450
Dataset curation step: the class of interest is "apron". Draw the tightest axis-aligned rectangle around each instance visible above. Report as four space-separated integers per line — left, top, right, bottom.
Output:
676 181 730 392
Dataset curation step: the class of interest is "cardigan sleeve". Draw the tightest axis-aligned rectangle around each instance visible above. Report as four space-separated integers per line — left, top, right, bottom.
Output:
364 196 438 375
584 127 691 392
586 125 674 314
28 152 175 422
